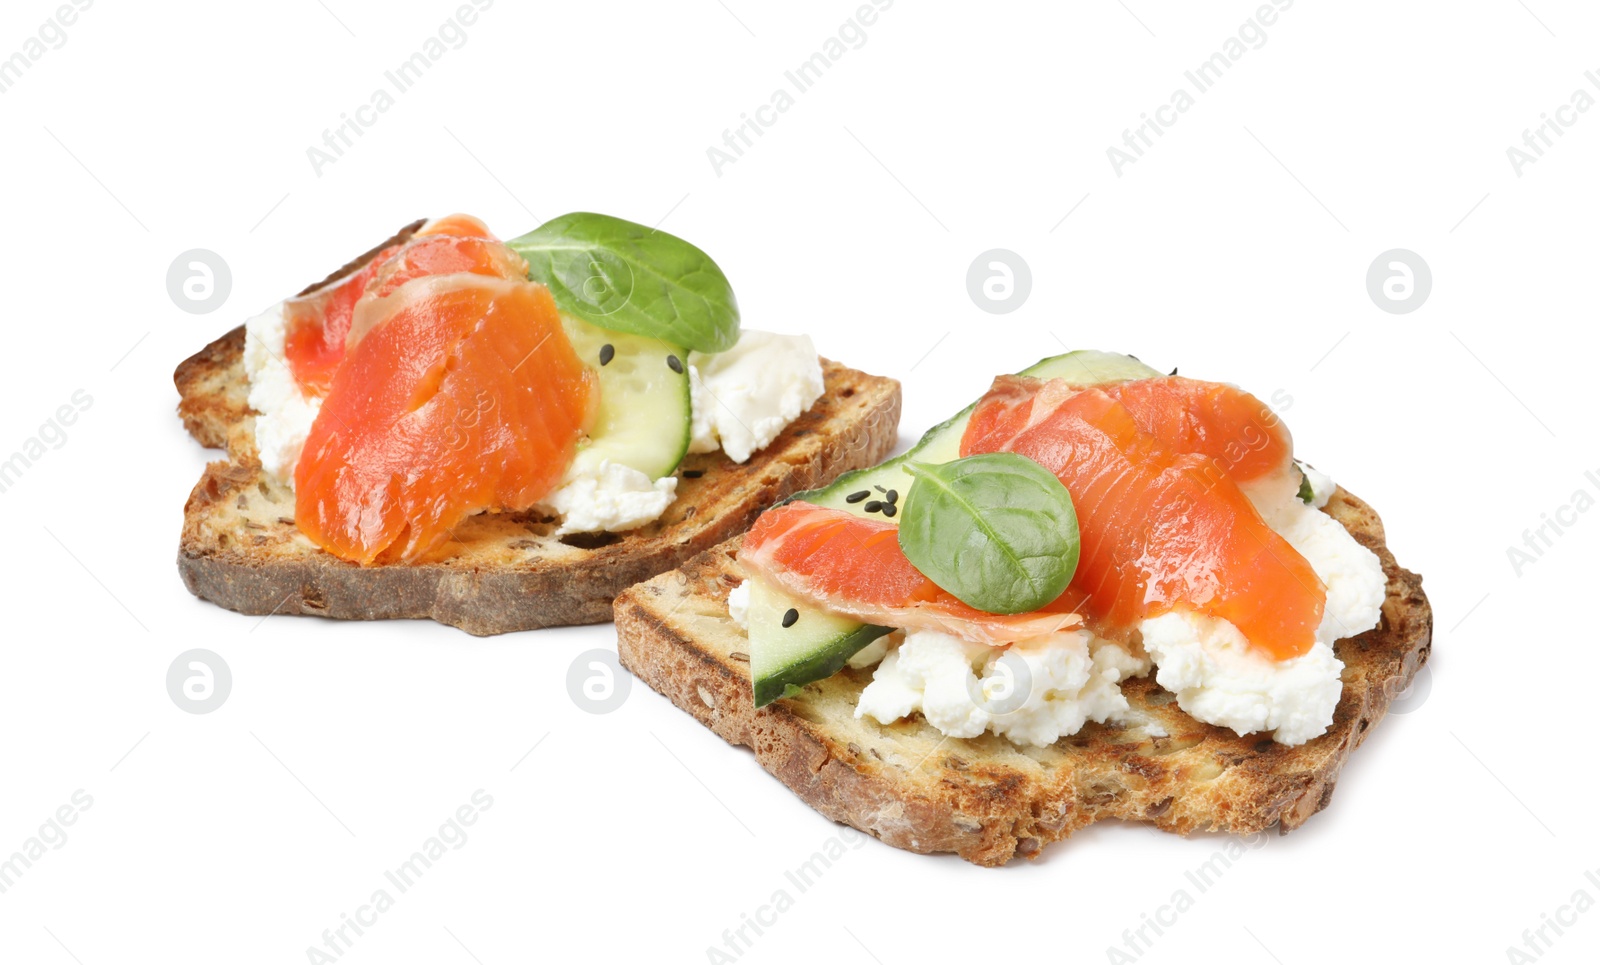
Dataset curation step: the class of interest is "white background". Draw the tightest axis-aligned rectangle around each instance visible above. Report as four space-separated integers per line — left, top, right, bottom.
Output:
1 1 1595 962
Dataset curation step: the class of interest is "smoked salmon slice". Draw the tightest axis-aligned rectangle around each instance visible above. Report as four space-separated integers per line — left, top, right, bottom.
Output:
290 217 596 565
414 213 495 239
962 376 1324 659
1101 377 1293 485
348 236 530 349
738 501 1083 646
295 275 595 564
282 215 501 395
282 250 402 395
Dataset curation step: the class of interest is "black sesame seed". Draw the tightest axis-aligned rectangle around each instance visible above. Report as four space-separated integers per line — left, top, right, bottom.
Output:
599 343 615 366
683 469 704 478
884 489 898 504
882 503 897 518
666 354 684 374
844 490 871 504
1168 366 1178 376
863 500 884 513
874 485 887 494
781 608 799 628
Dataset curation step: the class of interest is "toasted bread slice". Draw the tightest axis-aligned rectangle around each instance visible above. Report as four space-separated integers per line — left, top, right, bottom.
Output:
615 488 1431 866
173 222 902 635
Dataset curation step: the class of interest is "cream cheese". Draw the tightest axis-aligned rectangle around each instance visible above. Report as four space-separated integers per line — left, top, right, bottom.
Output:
855 628 1151 748
687 331 825 464
242 302 320 484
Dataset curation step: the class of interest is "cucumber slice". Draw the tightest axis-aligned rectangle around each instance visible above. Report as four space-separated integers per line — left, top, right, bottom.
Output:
802 350 1160 516
1024 348 1163 386
747 578 894 707
748 349 1160 705
561 314 691 479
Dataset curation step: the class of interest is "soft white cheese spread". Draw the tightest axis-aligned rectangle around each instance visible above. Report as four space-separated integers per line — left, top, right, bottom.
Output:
845 634 894 670
1139 611 1345 746
854 628 1151 748
243 302 320 484
542 461 678 535
726 581 751 629
1245 468 1388 651
687 331 825 464
1137 468 1385 745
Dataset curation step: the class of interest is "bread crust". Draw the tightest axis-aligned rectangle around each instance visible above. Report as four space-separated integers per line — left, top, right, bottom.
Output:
172 222 903 635
614 489 1431 866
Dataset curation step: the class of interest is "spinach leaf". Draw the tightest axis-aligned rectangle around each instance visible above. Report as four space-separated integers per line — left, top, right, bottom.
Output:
507 212 740 353
897 454 1080 615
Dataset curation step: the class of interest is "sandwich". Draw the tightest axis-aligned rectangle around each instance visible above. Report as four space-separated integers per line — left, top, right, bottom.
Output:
174 213 900 634
616 350 1431 865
